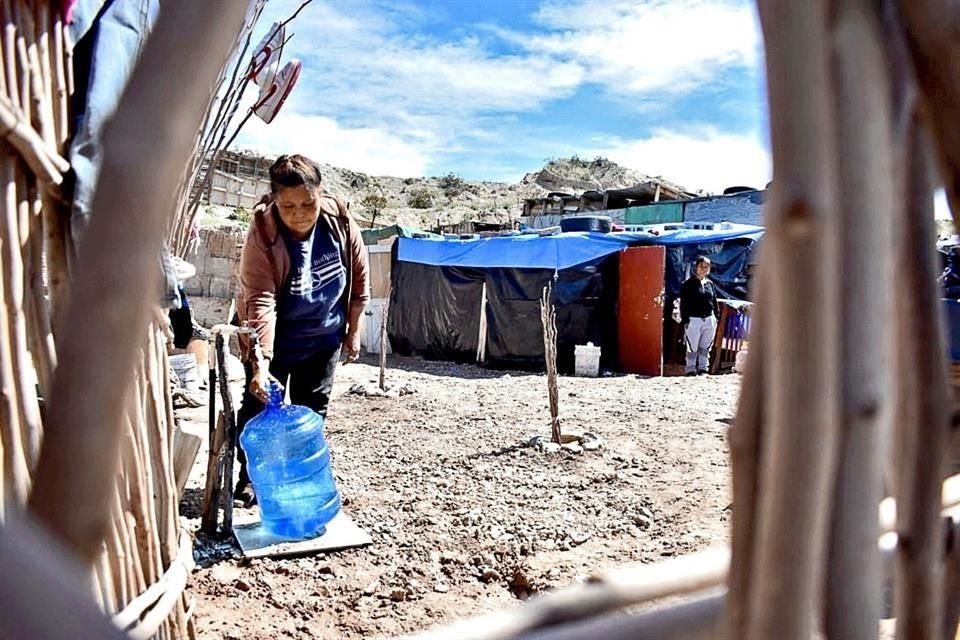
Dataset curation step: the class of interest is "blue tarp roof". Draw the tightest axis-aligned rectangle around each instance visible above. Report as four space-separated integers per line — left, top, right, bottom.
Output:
397 225 763 270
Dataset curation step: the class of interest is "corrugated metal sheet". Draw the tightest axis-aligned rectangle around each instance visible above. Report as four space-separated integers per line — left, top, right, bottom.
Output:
683 191 765 225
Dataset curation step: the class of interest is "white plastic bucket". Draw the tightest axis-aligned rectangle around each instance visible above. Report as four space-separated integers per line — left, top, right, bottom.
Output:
574 342 601 377
734 349 749 374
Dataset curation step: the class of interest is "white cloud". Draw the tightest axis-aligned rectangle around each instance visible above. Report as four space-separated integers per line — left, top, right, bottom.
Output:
236 112 429 177
228 0 766 180
258 1 583 119
526 0 760 95
590 127 770 194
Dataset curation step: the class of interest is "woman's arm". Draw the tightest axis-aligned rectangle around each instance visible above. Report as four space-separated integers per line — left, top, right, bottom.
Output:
239 223 278 359
239 223 279 397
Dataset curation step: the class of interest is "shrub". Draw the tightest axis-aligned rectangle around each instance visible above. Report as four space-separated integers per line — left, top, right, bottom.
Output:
408 188 434 209
439 172 466 198
228 206 252 224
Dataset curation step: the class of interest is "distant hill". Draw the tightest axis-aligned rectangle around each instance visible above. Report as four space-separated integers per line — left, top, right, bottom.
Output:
202 155 700 230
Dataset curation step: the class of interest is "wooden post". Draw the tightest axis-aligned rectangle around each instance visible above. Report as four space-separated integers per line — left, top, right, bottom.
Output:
747 3 842 639
199 332 219 534
709 303 729 375
379 288 390 391
200 412 225 535
825 1 897 638
216 333 238 534
725 281 764 639
892 119 950 640
540 284 561 444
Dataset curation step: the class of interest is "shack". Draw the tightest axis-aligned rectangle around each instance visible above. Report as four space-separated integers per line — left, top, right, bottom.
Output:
387 224 762 375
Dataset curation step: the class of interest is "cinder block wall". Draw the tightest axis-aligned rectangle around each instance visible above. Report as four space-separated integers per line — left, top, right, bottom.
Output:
183 227 245 299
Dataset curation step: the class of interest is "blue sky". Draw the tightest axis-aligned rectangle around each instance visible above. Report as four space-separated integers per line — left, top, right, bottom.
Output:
232 0 770 194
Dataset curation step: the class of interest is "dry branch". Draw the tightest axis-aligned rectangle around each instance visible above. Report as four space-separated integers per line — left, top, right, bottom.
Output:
725 282 764 638
1 155 40 472
540 285 560 444
114 531 194 637
403 547 730 640
380 286 391 390
515 590 724 640
0 93 65 183
28 0 253 562
216 333 238 533
892 118 950 640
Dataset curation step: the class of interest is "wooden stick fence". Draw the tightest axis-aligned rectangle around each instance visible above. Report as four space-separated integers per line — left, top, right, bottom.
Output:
3 0 960 638
0 2 254 639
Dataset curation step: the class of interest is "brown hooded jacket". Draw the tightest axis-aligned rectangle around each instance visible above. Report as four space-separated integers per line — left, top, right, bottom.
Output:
236 193 369 360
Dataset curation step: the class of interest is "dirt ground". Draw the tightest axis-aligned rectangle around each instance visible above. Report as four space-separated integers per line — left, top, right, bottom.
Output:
178 354 740 639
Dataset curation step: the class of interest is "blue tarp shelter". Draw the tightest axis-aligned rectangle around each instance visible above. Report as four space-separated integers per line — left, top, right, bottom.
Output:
388 225 763 371
397 225 763 271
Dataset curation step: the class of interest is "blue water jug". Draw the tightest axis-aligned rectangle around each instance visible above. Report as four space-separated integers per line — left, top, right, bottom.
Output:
239 382 341 539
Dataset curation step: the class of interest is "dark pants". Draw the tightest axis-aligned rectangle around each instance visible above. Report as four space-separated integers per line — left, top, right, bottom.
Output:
235 345 341 490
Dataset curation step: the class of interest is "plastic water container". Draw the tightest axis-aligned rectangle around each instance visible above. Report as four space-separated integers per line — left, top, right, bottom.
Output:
574 342 601 377
239 383 341 539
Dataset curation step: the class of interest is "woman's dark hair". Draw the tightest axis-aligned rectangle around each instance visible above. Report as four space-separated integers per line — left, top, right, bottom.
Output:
695 255 712 267
269 154 322 193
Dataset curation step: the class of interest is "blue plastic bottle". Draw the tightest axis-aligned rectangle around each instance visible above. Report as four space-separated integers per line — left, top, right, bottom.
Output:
239 382 342 539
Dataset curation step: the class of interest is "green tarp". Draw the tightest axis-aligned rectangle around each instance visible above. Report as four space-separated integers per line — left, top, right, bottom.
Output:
624 202 683 225
361 224 425 245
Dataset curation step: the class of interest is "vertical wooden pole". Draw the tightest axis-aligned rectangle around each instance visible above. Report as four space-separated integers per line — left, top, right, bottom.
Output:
892 120 950 640
379 298 390 391
540 284 561 444
725 283 764 639
200 341 222 535
1 156 40 471
825 1 896 638
0 156 29 504
216 333 237 534
748 3 841 639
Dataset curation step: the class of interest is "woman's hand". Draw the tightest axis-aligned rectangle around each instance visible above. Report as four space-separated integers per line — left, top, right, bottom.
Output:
342 329 361 363
249 357 279 403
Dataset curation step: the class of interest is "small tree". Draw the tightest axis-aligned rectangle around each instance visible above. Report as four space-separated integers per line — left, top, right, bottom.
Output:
361 193 388 228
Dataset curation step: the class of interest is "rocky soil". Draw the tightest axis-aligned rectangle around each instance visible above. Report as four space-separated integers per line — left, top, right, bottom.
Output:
178 354 739 639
